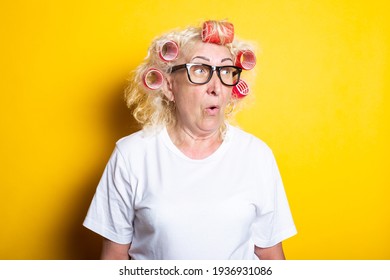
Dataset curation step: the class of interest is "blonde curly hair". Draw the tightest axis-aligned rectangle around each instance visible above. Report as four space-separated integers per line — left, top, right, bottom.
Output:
124 20 256 131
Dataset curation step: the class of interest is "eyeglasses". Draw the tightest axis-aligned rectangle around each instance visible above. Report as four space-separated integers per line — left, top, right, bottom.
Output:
170 63 242 86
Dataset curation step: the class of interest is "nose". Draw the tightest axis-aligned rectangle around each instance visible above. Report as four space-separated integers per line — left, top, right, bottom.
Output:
206 70 223 95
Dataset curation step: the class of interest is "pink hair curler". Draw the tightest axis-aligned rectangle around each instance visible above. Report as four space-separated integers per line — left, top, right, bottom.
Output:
143 68 164 90
232 80 249 98
159 40 179 62
235 50 256 70
202 21 234 45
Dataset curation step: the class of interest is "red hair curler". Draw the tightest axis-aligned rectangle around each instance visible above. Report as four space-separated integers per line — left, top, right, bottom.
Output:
235 50 256 70
159 40 179 62
143 68 164 90
232 80 249 98
202 21 234 45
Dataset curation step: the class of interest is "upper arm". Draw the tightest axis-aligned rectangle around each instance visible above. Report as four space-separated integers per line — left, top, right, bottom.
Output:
101 238 131 260
254 242 286 260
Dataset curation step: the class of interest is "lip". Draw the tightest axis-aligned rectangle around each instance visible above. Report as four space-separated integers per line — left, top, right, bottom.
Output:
204 105 220 116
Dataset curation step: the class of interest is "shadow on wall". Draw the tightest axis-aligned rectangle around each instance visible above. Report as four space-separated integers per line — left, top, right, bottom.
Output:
64 80 140 259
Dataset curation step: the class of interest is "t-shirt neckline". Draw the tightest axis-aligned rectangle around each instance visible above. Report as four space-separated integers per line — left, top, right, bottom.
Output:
160 125 233 163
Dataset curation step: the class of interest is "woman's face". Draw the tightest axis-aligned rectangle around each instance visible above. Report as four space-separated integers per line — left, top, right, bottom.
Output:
167 42 234 137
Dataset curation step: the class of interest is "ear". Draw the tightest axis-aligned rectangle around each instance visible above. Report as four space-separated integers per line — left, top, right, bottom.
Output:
163 75 175 102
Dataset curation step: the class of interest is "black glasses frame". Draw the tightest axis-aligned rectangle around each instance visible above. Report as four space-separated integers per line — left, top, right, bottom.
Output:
170 63 242 86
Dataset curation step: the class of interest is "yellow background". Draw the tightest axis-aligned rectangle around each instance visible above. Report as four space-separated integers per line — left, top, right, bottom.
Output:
0 0 389 259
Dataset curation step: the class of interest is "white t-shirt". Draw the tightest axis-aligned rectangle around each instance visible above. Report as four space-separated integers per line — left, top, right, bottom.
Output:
83 125 297 259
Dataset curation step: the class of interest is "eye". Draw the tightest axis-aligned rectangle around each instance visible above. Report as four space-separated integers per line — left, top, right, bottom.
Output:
220 67 233 76
191 65 209 76
194 68 206 74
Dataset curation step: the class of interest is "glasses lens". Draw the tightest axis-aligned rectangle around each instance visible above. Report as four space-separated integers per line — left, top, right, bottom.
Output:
184 64 241 86
219 66 241 86
187 64 212 84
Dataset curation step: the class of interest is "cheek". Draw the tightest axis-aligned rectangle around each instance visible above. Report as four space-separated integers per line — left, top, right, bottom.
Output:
222 88 233 104
174 88 203 109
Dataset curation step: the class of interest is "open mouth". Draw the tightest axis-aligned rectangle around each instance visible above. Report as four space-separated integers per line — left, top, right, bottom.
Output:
205 105 220 115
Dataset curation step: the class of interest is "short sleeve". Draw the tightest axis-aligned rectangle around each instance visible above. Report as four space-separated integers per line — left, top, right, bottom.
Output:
83 146 134 244
251 149 297 248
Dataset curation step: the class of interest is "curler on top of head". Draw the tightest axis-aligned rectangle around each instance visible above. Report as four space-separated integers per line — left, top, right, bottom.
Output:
232 80 249 98
235 50 256 70
158 40 179 62
202 20 234 45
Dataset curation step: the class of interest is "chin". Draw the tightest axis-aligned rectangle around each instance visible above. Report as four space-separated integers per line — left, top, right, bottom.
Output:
201 119 224 132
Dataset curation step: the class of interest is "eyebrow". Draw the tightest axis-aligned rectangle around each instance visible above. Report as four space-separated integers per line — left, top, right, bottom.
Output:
190 56 234 64
221 58 234 63
191 56 210 62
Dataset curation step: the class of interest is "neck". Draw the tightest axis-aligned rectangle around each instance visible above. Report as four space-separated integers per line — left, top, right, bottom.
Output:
167 124 224 159
181 126 220 141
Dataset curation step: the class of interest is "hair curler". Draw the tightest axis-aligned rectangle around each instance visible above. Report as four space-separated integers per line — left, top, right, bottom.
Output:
235 50 256 70
159 40 179 62
143 68 164 90
202 21 234 45
232 80 249 98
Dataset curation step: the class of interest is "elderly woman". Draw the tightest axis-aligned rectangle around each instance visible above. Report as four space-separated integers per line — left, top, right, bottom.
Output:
83 20 297 260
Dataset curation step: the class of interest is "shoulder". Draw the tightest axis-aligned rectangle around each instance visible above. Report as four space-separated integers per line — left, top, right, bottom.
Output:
228 125 274 157
116 130 148 148
114 127 162 158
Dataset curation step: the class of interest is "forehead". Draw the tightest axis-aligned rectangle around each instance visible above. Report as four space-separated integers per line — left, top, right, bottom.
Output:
185 41 233 63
